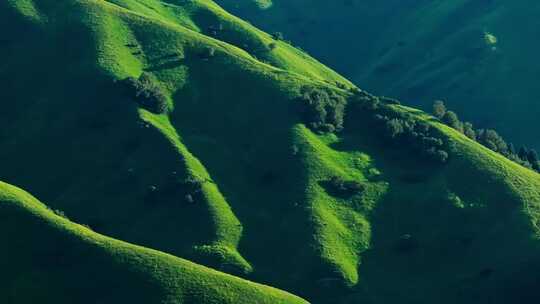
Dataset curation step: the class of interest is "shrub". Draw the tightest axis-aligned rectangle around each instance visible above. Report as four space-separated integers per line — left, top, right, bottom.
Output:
442 111 463 132
121 73 168 114
432 100 447 119
518 146 529 161
296 87 346 133
508 143 516 155
361 106 451 164
527 149 539 164
426 148 449 163
335 82 348 90
348 89 380 111
463 122 477 140
324 176 364 197
272 32 284 41
421 137 443 148
53 209 68 219
182 177 205 193
477 129 508 155
432 102 540 172
385 118 404 138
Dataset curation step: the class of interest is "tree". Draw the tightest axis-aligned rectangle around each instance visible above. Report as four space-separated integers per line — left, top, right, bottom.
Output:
463 122 476 140
386 118 404 138
426 147 449 163
435 150 449 163
527 149 539 165
421 136 443 148
518 146 529 161
296 87 346 133
477 129 508 155
432 100 447 119
508 143 516 155
533 162 540 172
442 111 462 132
272 32 284 40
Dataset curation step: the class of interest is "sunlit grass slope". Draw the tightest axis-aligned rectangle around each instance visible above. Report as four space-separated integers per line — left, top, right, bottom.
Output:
0 0 349 279
0 181 308 304
1 1 540 304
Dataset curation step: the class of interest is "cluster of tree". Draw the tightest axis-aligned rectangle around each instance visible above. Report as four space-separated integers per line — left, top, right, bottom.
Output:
271 32 284 41
432 100 540 172
120 72 168 114
324 176 364 197
348 89 451 164
377 114 449 163
295 86 347 133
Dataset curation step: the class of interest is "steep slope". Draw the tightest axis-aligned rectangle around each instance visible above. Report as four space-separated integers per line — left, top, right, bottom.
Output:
0 181 308 304
216 0 540 149
1 1 540 304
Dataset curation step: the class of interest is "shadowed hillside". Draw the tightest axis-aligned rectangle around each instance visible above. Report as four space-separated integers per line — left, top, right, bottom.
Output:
216 0 540 149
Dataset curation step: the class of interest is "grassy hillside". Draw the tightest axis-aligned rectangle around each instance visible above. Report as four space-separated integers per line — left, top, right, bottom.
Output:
1 0 540 303
0 181 308 304
216 0 540 149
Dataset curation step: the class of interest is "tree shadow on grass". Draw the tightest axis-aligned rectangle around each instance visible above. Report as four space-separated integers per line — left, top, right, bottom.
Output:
144 59 185 72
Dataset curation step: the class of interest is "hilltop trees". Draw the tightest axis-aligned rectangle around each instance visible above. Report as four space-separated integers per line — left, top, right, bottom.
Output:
348 88 380 110
271 32 284 41
463 122 477 140
296 86 346 133
346 92 452 165
376 114 450 164
342 90 453 164
431 100 540 173
433 100 447 119
299 92 540 171
477 129 508 154
385 118 404 138
528 149 539 164
442 111 463 132
517 147 540 171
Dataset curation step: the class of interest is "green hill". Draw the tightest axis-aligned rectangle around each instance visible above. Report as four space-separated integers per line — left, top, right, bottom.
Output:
1 1 540 303
215 0 540 149
0 181 308 303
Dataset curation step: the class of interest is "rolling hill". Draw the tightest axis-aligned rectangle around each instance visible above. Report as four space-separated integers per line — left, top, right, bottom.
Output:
1 0 540 303
0 181 308 303
216 0 540 150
